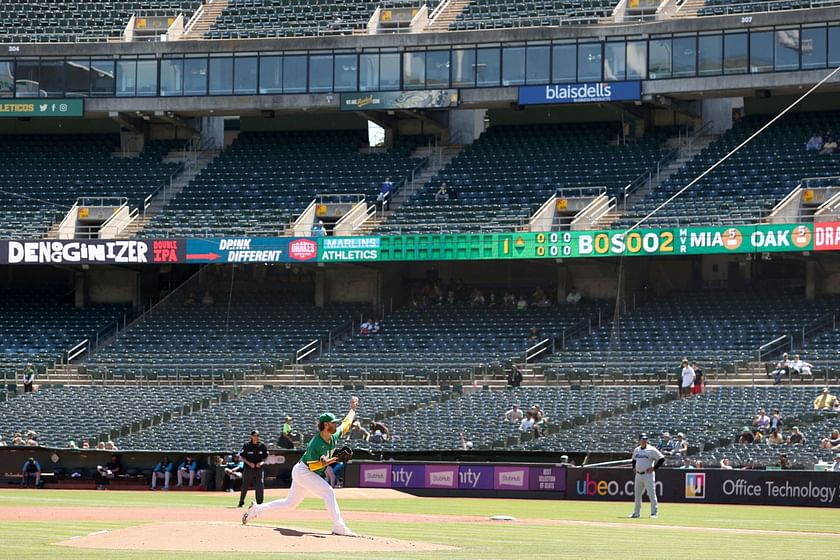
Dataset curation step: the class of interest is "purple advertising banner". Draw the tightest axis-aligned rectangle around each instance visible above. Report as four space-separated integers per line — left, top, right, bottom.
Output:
529 466 565 492
459 465 494 490
494 466 530 491
426 464 459 489
359 463 391 488
390 464 425 489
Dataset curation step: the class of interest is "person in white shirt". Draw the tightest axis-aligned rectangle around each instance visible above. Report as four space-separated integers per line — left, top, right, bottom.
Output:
504 405 524 423
789 355 813 377
519 412 535 432
831 454 840 472
628 434 665 518
566 287 582 305
679 359 695 398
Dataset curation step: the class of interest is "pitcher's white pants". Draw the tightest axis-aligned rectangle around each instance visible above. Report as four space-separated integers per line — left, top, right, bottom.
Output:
253 462 349 532
633 471 658 516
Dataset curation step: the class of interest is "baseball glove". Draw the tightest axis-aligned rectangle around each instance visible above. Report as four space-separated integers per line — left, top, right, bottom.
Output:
335 445 353 463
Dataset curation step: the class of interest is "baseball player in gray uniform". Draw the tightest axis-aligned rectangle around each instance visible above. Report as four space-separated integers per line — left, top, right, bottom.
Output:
629 433 665 518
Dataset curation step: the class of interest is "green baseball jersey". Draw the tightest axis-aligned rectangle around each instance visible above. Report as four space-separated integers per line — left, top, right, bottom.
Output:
300 432 341 478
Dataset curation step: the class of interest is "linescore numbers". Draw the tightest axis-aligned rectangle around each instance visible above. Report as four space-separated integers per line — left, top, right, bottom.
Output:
535 231 676 257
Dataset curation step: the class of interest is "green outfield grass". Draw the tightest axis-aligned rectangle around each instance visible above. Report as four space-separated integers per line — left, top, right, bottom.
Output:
0 490 838 559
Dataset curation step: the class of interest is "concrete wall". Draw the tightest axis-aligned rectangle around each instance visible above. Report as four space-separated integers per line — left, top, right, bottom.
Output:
325 267 379 305
701 97 742 135
85 268 138 305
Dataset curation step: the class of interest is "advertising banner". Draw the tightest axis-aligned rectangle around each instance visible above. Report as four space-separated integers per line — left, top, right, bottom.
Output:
358 463 565 493
340 90 458 111
184 238 317 263
0 239 182 265
318 237 381 262
518 81 641 105
0 98 84 117
814 222 840 251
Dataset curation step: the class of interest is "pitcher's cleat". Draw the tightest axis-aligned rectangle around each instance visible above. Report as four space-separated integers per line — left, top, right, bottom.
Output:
242 502 256 525
331 527 358 537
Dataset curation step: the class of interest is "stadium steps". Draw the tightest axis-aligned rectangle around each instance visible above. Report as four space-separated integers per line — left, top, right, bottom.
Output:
385 144 463 213
672 0 705 17
183 0 229 40
426 0 471 32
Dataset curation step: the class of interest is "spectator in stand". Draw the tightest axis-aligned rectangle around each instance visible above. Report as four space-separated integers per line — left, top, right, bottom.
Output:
223 454 244 492
753 430 765 444
460 432 473 451
737 427 755 444
752 408 771 432
558 455 575 467
312 220 327 237
805 133 823 152
719 457 734 470
21 457 41 487
503 291 516 307
787 426 806 445
533 416 549 438
26 435 39 446
434 182 450 202
814 387 839 410
96 441 106 450
766 428 784 445
201 290 214 307
105 440 117 451
690 361 704 395
658 432 675 456
348 421 370 441
769 408 784 433
771 353 790 385
12 432 24 445
369 421 390 441
370 321 380 334
469 288 485 307
377 177 393 210
151 456 174 490
790 354 813 377
22 363 36 393
831 454 840 472
278 416 296 449
532 287 551 307
359 319 372 335
177 455 200 488
487 293 497 309
81 440 90 449
504 404 524 423
820 429 840 450
507 369 523 388
566 287 582 305
679 359 695 399
527 326 541 344
0 435 6 447
516 295 528 311
446 290 456 305
95 453 122 490
778 453 793 470
531 404 543 421
820 135 837 155
519 411 535 432
672 433 688 459
679 458 695 469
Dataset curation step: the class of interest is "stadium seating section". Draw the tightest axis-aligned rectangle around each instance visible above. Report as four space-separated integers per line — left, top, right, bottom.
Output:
449 0 620 31
0 290 129 380
206 1 439 40
0 385 223 448
0 1 199 43
84 275 369 381
314 300 607 382
537 291 840 382
697 0 838 17
379 123 670 234
143 131 424 237
0 135 179 239
616 111 840 229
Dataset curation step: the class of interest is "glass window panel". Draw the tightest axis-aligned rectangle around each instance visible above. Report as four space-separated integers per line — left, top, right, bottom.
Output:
209 57 233 95
802 27 827 70
380 53 400 90
649 39 671 79
359 53 379 91
452 48 475 88
283 55 307 93
577 43 602 82
38 60 64 97
90 60 115 97
774 30 799 71
15 60 40 97
502 46 525 86
724 33 748 75
116 60 136 97
234 56 257 94
66 59 90 96
604 43 625 81
184 58 207 96
829 25 840 66
259 56 282 94
627 41 647 80
309 54 333 93
750 31 773 73
426 50 450 88
160 58 183 96
476 48 500 87
136 60 157 96
334 54 357 92
672 37 697 78
403 52 425 89
698 35 723 76
552 44 576 83
526 45 550 84
0 61 14 97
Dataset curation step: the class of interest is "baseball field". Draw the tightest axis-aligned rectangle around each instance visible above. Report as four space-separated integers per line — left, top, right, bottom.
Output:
1 488 838 559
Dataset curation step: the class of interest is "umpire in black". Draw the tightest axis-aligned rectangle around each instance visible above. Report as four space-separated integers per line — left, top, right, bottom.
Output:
238 430 268 507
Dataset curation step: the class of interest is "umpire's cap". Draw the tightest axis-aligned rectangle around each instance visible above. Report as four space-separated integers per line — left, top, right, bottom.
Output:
639 433 649 440
319 412 337 423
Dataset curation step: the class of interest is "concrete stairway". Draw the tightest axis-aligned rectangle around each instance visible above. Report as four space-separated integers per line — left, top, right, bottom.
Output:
426 0 471 32
182 0 229 40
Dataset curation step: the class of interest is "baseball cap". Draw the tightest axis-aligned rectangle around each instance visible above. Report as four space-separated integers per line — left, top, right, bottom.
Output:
662 431 670 437
792 426 799 430
639 433 648 440
741 426 751 432
285 416 292 421
319 412 337 423
560 454 569 460
250 430 260 436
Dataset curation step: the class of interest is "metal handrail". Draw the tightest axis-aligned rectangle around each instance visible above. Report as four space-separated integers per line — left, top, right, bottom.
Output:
525 337 552 362
295 339 321 363
556 186 607 199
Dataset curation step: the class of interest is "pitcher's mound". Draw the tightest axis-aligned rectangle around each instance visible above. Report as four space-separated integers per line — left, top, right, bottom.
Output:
57 521 457 553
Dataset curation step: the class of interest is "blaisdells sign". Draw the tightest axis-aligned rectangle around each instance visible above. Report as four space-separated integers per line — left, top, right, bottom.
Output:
340 90 458 111
518 81 641 105
0 98 84 117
